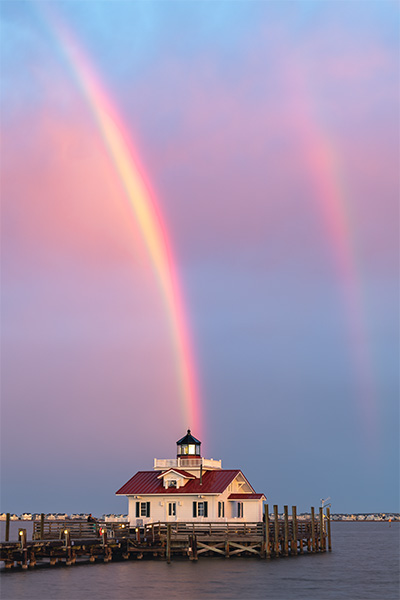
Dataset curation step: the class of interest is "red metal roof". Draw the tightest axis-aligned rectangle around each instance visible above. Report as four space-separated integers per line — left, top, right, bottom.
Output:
228 493 266 500
116 470 243 495
156 468 195 479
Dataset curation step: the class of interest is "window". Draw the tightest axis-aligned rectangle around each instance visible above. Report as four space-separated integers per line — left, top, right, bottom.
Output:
193 501 208 518
168 480 177 488
237 502 243 518
168 502 176 517
136 502 150 518
218 501 225 518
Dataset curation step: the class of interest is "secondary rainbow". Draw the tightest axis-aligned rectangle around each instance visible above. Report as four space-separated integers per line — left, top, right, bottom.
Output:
42 10 202 436
292 65 376 438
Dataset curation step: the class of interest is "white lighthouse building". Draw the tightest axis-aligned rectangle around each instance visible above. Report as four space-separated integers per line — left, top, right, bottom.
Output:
116 430 266 526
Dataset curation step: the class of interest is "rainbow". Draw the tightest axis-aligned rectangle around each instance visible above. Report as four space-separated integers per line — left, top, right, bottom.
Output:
292 67 376 438
40 8 202 436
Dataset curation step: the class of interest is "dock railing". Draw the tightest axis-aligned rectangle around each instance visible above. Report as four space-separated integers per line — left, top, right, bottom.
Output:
152 521 263 538
32 519 131 541
32 519 102 540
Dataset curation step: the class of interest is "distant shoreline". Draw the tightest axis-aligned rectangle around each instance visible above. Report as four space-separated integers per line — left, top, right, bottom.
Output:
1 513 398 523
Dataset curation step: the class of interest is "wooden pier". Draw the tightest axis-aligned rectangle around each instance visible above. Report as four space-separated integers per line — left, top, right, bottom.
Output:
0 505 331 569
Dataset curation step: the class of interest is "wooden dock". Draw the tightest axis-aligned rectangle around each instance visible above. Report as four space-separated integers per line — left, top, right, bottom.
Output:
0 505 332 569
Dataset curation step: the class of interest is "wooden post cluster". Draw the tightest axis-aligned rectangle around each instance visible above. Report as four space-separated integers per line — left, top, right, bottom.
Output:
264 504 330 557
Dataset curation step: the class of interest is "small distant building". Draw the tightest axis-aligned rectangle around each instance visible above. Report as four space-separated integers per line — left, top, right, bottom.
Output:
116 430 266 526
103 514 129 523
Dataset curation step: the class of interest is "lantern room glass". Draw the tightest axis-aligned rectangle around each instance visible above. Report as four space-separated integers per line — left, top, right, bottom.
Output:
176 430 201 458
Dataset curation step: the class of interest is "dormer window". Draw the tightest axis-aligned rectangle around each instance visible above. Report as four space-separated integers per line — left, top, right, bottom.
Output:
168 480 177 488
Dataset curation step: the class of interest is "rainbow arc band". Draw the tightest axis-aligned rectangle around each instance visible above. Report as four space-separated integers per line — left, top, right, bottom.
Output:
38 6 201 435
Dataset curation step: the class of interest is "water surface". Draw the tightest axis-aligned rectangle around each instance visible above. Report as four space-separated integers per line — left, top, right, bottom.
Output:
1 522 398 599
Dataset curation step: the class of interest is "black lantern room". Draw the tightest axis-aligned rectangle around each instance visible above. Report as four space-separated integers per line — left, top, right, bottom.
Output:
176 429 201 458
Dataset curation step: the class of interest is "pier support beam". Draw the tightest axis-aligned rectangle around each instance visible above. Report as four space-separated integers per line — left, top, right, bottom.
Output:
64 529 72 566
40 514 45 540
19 529 28 570
311 507 316 552
166 524 171 564
292 506 298 556
326 507 332 552
274 505 280 557
264 504 271 559
191 534 198 560
283 506 289 557
5 513 10 542
319 507 325 552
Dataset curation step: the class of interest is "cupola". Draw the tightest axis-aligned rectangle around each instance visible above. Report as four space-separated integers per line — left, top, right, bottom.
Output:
176 430 201 458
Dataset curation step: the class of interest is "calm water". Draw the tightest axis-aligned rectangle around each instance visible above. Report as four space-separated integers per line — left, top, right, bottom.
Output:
1 523 399 599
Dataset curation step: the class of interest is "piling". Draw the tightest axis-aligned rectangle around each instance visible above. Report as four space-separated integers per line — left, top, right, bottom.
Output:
166 523 171 563
273 505 280 556
40 513 45 540
264 504 271 559
292 506 298 555
319 507 325 551
5 513 10 542
64 529 72 566
19 529 28 570
283 506 289 556
101 529 110 563
311 507 316 552
326 507 332 552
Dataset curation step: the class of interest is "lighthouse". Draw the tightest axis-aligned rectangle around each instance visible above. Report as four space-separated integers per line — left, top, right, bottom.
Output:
116 430 266 526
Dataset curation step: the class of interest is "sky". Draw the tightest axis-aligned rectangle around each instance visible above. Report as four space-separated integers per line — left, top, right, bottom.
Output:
1 1 399 516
